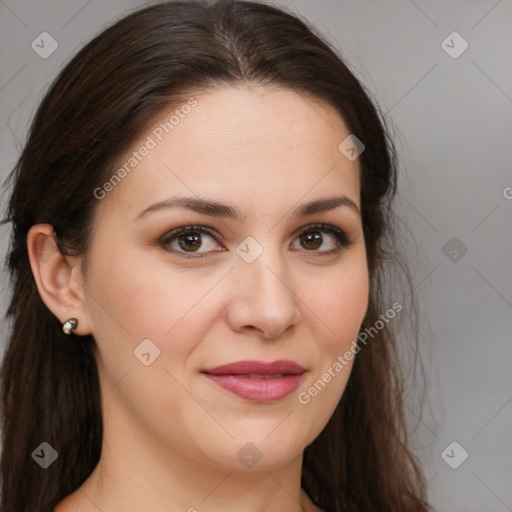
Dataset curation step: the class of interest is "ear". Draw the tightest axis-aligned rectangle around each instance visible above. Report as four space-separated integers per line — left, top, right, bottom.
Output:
26 224 92 336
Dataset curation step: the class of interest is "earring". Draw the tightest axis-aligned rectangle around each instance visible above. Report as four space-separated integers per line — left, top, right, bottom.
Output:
62 318 78 335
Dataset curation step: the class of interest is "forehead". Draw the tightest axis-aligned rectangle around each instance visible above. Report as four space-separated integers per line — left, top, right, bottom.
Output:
95 85 360 221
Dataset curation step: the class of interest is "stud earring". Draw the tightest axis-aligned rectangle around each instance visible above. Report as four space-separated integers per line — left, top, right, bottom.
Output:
62 318 78 335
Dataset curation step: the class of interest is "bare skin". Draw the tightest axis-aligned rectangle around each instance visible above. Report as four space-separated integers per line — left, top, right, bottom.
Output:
29 85 368 512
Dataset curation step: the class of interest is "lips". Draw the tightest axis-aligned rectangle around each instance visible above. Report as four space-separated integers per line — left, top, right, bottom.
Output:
202 360 306 402
202 360 305 376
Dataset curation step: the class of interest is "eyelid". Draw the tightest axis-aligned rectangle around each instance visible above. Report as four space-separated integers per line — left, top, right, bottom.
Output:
159 224 223 246
158 225 222 259
158 223 351 259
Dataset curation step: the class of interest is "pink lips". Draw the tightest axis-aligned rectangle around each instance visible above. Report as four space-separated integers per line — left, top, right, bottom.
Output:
202 360 306 403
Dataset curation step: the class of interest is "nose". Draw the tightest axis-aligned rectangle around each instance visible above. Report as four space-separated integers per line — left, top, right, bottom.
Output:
226 244 301 339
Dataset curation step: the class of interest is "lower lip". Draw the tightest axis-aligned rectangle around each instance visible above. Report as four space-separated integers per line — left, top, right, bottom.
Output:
203 373 304 402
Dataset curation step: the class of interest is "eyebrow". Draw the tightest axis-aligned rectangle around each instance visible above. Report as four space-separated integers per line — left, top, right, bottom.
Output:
134 194 360 221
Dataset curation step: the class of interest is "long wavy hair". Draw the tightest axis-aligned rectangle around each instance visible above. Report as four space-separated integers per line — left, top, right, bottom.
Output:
0 1 431 510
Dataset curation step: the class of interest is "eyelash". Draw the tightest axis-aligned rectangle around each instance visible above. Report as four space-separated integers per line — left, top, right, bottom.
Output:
158 223 351 260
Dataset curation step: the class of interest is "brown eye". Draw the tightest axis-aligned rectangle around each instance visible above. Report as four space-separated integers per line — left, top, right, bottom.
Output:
160 223 351 260
291 224 351 254
299 231 322 250
177 232 203 252
160 226 223 259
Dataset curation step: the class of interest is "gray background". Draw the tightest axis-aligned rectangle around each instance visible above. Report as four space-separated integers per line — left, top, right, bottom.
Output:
1 1 511 511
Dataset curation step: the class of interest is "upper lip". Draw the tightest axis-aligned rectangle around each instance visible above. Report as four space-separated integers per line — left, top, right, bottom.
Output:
202 360 305 375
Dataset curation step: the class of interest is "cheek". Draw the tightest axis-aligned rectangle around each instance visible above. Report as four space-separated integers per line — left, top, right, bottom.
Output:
84 245 221 367
307 257 369 349
294 261 368 434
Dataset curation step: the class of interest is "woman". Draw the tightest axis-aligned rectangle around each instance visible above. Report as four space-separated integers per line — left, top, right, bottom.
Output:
0 1 431 511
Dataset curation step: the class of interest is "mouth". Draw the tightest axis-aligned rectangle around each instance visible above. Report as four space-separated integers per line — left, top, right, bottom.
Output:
201 360 306 402
224 373 288 379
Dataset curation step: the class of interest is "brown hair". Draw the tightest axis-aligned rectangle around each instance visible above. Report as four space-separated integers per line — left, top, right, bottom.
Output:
1 1 431 510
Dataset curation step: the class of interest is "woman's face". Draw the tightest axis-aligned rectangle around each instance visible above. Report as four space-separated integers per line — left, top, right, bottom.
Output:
82 85 369 471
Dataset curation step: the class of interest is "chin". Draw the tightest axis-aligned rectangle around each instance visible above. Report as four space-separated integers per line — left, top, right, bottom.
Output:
198 434 305 472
